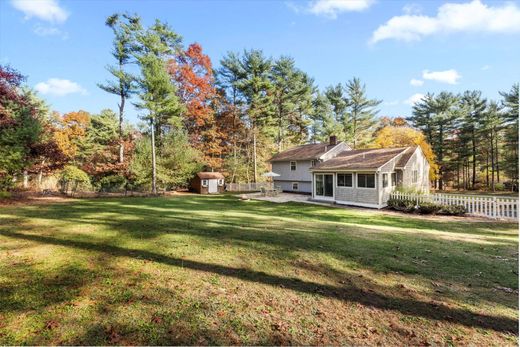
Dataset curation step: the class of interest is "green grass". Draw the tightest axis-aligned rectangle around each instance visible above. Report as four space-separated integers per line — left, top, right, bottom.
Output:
0 194 518 345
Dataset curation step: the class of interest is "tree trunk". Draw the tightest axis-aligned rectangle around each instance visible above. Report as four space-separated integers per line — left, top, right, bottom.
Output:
119 94 125 164
23 170 28 189
438 125 444 190
495 134 500 183
490 131 495 191
253 131 257 183
471 129 476 189
150 117 157 195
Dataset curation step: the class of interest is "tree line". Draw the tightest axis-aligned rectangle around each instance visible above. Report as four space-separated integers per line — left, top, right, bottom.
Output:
0 13 518 193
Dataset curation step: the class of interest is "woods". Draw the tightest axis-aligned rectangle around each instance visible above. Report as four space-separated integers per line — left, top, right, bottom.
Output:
0 13 518 194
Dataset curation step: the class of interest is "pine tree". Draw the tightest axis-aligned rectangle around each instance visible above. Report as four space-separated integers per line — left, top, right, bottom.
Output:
500 84 519 190
98 13 138 164
344 78 381 148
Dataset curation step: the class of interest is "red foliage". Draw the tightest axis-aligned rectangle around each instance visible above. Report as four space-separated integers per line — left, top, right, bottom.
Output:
168 43 225 169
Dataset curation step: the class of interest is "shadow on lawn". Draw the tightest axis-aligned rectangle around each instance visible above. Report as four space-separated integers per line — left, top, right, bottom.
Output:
3 195 518 303
0 229 517 335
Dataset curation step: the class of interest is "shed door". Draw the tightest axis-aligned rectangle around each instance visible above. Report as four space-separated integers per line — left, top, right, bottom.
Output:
208 179 218 193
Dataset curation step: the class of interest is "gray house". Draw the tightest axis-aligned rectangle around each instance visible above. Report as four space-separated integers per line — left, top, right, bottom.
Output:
269 136 350 193
270 141 430 208
310 146 430 208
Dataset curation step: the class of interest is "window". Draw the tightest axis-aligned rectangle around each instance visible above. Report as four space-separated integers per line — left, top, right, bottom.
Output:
311 160 317 167
391 173 397 187
292 182 299 190
412 170 418 183
382 173 388 188
201 179 209 187
217 179 224 186
357 174 375 188
315 174 324 196
290 161 297 171
337 173 353 187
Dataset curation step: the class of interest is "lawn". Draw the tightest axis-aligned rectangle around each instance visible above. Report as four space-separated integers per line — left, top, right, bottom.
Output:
0 194 518 345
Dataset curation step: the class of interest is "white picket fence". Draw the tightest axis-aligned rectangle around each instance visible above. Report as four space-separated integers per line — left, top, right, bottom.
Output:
390 191 519 220
226 182 271 192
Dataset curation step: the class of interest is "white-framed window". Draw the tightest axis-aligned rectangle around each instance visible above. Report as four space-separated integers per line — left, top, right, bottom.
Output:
290 161 297 171
412 170 418 183
391 172 397 187
201 179 209 187
357 173 375 188
382 173 388 188
217 179 224 186
292 182 299 190
337 173 353 187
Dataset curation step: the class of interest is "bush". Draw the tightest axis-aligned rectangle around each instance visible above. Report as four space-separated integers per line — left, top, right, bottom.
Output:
387 198 416 212
60 165 91 193
0 191 11 199
417 202 441 214
494 182 505 191
438 204 466 216
388 197 466 216
98 175 127 192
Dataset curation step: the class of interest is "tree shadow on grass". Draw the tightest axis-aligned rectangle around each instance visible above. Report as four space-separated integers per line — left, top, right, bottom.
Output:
0 230 517 335
3 196 518 307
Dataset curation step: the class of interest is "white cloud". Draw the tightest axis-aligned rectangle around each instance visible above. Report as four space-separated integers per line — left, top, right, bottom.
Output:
384 100 400 106
422 69 461 84
308 0 375 18
481 64 491 71
410 78 424 87
33 24 68 39
11 0 68 23
404 93 425 106
370 0 520 44
35 78 86 96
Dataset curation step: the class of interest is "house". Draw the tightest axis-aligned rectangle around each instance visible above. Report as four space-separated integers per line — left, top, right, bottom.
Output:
310 146 430 208
191 172 225 194
269 136 350 193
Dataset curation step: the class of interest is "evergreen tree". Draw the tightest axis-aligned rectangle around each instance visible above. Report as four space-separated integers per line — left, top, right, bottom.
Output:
98 13 138 164
344 77 381 148
500 84 519 190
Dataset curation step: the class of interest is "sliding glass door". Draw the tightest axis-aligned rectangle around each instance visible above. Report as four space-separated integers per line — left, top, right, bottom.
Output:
315 173 333 198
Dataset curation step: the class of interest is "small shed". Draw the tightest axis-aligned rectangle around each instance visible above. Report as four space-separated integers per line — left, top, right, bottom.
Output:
191 172 225 194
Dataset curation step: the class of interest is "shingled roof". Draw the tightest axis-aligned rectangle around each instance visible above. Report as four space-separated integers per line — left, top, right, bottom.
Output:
395 146 417 167
311 147 410 171
197 172 224 179
269 143 337 162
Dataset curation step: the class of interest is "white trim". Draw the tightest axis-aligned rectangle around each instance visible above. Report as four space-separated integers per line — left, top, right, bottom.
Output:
335 200 384 209
292 182 299 190
313 172 335 200
290 161 297 171
319 142 350 160
201 179 209 187
357 173 376 189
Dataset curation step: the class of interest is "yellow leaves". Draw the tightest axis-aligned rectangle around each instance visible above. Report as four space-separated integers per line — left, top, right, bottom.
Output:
54 111 91 159
374 126 439 179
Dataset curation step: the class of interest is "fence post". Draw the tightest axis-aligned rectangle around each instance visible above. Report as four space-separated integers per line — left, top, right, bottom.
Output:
492 197 497 219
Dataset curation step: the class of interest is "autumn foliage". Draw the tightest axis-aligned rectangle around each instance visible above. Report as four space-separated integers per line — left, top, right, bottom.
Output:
169 43 224 169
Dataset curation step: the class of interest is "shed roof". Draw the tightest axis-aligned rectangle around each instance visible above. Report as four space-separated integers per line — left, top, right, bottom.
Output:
270 143 339 162
197 172 225 179
312 147 409 171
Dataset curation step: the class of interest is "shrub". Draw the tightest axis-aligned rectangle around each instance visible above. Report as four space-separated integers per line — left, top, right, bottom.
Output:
98 175 127 192
494 182 505 191
438 204 466 216
417 202 441 214
59 166 91 193
0 191 11 199
387 198 416 212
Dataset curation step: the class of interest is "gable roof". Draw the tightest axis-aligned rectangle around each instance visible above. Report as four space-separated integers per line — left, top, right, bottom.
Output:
311 147 409 171
395 146 417 168
197 172 224 179
269 143 339 162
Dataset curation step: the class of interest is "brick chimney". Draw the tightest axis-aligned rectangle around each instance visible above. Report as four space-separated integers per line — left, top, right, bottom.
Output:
329 135 337 146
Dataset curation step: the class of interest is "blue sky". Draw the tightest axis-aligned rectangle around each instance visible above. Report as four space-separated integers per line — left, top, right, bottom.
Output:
1 0 519 124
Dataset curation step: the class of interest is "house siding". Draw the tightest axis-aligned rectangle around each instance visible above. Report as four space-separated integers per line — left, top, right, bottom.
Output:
401 148 430 193
272 160 313 193
334 172 379 206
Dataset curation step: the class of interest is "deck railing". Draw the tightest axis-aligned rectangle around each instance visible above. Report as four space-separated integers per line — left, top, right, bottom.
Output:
390 191 519 220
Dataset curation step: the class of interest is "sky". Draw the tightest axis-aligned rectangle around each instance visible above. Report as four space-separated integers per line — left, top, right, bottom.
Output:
1 0 519 124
